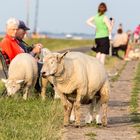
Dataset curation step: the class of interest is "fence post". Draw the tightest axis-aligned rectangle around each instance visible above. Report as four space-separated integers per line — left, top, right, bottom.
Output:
109 40 112 56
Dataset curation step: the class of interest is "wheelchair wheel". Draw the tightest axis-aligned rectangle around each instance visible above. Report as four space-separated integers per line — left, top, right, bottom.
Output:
0 51 9 78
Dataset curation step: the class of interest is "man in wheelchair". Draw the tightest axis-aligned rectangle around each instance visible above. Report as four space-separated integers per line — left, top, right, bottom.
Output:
112 28 129 59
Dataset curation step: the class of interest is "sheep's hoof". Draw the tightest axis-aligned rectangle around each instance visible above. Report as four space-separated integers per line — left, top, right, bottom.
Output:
74 122 81 128
74 125 81 128
101 117 107 127
102 123 107 127
96 123 102 126
23 95 27 100
64 124 69 127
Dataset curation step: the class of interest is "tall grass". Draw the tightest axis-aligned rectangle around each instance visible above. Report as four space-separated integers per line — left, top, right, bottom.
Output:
0 97 63 140
130 62 140 137
130 62 140 113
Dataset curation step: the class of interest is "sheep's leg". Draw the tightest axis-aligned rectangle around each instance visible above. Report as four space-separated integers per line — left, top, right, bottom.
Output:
41 77 48 100
85 98 96 124
23 86 29 100
74 90 82 127
70 106 75 122
101 103 108 126
100 80 109 126
73 102 81 127
64 100 73 126
95 100 102 125
57 91 73 126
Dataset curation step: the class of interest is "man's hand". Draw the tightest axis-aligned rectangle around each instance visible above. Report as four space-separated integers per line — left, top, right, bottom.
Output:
32 43 43 54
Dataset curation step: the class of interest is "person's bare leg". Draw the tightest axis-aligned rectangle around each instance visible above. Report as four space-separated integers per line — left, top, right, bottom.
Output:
100 53 106 64
96 52 101 60
96 52 106 64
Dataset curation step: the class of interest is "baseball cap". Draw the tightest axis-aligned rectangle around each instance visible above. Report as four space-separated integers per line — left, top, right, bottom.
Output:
18 20 30 30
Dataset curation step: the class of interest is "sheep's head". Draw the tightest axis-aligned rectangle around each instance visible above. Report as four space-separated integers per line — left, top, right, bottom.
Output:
1 79 24 96
41 52 68 77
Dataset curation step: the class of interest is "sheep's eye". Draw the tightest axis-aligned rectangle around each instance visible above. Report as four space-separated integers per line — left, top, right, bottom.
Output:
50 61 53 64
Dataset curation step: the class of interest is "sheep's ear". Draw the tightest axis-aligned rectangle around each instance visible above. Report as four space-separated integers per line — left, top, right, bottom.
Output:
1 79 7 83
16 80 24 84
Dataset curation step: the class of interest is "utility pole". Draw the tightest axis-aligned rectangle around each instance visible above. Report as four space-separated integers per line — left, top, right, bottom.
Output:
33 0 39 35
26 0 30 27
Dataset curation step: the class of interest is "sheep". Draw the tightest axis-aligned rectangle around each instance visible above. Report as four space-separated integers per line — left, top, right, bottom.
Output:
41 51 110 127
2 53 38 100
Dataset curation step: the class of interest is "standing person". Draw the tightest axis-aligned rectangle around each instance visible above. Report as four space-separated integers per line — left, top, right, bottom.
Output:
86 2 114 64
133 24 140 44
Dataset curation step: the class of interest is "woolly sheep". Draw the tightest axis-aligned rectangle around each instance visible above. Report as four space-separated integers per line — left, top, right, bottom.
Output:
41 51 110 127
2 53 38 100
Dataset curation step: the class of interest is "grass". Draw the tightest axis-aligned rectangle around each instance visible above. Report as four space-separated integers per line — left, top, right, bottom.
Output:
0 97 63 140
24 38 94 51
130 62 140 113
130 62 140 137
109 61 127 82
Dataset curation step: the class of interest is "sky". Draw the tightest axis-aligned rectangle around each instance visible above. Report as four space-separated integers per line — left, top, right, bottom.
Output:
0 0 140 34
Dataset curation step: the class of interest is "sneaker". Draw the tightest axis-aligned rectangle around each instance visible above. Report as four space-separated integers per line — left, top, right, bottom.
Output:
91 46 97 52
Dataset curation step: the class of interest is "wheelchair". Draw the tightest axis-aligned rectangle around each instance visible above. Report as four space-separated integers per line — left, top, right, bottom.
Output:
0 50 10 96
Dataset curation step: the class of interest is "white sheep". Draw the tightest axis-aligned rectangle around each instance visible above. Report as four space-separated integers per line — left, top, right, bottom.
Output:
2 53 38 100
41 51 110 127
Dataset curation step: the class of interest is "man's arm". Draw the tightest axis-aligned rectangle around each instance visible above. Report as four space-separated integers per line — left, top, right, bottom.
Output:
30 43 42 56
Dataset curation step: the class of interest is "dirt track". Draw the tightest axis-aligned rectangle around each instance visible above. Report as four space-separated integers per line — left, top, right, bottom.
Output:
62 60 139 140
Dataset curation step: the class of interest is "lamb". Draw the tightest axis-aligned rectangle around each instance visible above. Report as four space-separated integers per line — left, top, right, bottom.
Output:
41 51 109 127
2 53 38 100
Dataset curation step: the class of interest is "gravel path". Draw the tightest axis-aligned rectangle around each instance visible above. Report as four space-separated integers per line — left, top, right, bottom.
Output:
62 60 139 140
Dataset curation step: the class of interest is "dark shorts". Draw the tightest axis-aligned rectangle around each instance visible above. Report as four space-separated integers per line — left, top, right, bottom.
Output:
95 37 110 54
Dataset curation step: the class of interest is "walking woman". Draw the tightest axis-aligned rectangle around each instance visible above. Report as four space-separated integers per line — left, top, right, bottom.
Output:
86 2 114 64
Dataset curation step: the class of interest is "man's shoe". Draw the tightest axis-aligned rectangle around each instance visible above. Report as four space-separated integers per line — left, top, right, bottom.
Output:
91 46 97 52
